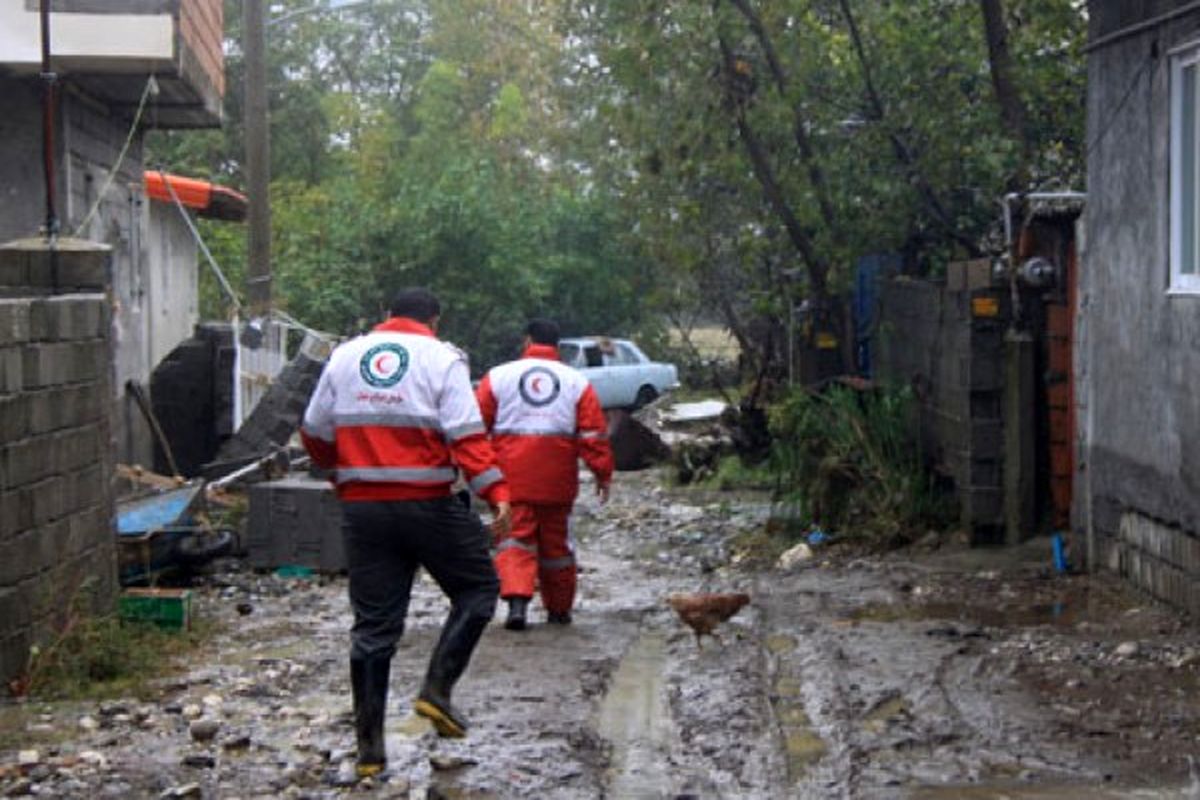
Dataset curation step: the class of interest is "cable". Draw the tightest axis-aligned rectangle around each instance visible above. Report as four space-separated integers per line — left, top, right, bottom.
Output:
1087 52 1156 158
158 166 243 313
73 75 157 236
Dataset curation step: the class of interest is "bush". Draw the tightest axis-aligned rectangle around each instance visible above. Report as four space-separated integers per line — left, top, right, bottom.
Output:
767 384 951 546
10 582 213 701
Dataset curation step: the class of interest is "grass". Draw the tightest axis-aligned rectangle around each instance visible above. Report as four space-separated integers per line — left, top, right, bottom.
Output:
698 454 774 492
8 582 217 703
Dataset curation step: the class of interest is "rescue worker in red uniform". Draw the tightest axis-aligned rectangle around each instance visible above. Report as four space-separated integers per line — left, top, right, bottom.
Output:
301 288 511 778
475 318 613 630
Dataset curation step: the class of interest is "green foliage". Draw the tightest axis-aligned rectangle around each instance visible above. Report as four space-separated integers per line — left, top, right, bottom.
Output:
13 584 213 701
147 0 1085 382
768 384 951 546
699 454 774 492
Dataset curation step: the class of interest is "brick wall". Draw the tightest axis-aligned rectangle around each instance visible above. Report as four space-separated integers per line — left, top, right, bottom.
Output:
0 238 118 686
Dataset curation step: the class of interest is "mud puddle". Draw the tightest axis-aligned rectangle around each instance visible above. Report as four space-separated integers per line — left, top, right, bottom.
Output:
4 473 1200 798
595 631 673 798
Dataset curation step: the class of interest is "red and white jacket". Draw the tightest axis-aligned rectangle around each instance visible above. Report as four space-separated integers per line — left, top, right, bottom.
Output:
475 344 613 505
301 317 509 505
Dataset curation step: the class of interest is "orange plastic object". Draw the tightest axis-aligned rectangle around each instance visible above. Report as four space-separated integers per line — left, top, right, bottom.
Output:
144 170 212 209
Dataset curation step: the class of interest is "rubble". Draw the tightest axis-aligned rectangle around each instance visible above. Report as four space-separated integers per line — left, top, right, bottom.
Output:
776 542 814 570
2 473 1199 797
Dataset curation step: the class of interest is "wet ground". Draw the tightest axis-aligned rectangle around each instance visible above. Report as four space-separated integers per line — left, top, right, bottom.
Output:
3 471 1200 798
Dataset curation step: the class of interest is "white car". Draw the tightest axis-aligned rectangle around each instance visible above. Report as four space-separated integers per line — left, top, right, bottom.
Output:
557 337 680 409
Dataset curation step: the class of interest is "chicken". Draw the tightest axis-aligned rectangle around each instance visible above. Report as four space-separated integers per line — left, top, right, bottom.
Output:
667 592 750 648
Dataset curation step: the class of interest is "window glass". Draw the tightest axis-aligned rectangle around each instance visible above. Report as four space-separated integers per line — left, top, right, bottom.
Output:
613 343 640 365
559 343 582 367
584 346 603 367
1171 49 1200 291
1184 62 1196 275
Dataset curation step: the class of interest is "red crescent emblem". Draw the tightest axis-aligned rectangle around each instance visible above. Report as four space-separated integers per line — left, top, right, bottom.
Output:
373 354 392 373
532 377 543 393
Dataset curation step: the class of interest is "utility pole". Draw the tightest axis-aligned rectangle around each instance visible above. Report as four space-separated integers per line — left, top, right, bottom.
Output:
244 0 271 317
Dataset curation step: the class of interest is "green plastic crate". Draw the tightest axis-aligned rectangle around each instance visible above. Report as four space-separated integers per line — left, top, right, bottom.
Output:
119 588 193 630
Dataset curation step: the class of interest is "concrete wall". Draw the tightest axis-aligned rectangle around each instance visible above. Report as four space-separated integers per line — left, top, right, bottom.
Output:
0 239 119 686
874 278 1009 541
143 201 199 369
0 76 201 469
1080 4 1200 611
0 79 49 243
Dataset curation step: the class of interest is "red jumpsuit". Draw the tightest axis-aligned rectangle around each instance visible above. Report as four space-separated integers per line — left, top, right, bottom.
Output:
475 344 613 615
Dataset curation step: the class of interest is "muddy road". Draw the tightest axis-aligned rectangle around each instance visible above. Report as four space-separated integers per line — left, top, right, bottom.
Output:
3 472 1200 798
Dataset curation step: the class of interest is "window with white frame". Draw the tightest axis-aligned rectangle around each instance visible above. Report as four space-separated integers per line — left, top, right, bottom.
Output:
1171 44 1200 293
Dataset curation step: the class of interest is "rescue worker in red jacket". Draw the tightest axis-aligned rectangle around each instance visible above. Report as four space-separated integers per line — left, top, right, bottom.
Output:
301 288 511 778
475 318 613 630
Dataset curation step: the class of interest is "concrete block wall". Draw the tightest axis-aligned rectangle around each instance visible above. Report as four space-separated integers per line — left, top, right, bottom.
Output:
150 324 235 477
875 278 1010 540
214 336 331 467
0 239 118 686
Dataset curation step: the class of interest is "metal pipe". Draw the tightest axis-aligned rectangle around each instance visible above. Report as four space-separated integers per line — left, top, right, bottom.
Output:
40 0 59 239
1001 190 1086 328
1002 191 1087 252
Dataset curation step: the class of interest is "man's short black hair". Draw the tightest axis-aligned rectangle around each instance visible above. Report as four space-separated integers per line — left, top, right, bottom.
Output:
389 288 441 322
526 318 560 346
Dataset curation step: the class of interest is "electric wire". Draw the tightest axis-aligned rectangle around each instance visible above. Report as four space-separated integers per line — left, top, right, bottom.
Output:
73 75 157 236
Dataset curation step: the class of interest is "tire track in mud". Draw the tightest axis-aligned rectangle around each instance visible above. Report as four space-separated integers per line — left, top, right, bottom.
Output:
757 569 1109 799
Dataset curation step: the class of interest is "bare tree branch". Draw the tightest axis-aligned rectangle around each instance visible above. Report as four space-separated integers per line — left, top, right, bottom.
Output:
979 0 1032 186
838 0 981 255
715 33 829 299
724 0 839 233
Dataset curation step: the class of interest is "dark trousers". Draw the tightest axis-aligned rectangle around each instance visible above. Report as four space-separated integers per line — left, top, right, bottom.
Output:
342 497 499 662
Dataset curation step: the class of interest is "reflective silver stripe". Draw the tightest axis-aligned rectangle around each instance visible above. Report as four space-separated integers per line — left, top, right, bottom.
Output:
539 555 575 570
493 427 576 437
444 421 486 441
469 467 503 493
336 466 456 483
300 424 334 442
333 412 441 429
497 539 537 554
577 430 607 440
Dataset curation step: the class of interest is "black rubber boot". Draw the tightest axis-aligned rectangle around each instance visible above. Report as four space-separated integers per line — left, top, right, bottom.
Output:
415 603 492 737
547 610 572 625
350 655 390 777
504 597 529 631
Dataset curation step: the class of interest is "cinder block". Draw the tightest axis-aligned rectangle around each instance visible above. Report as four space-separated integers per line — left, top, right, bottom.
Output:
0 396 30 442
33 519 70 572
0 530 35 586
4 437 54 486
67 464 105 513
11 488 34 532
0 249 29 288
0 587 30 630
55 427 101 473
30 385 103 433
21 343 67 388
36 296 105 343
29 476 66 526
27 246 110 292
69 507 113 557
0 347 22 393
247 476 345 571
0 301 31 345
